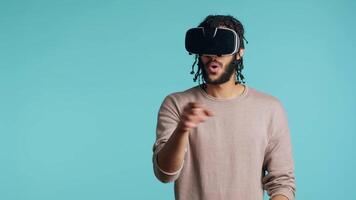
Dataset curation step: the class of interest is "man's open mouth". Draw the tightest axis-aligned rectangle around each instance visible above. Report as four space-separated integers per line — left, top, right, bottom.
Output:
207 62 222 74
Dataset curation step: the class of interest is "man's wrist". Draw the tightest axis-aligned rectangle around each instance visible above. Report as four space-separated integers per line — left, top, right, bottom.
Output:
175 124 190 136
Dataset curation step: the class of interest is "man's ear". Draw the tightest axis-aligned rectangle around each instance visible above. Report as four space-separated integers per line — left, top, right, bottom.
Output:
236 48 245 60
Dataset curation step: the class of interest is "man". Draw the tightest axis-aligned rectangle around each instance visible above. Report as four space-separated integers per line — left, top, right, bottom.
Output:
152 15 296 200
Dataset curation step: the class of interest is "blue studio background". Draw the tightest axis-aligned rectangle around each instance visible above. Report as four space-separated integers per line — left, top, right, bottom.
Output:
1 0 355 199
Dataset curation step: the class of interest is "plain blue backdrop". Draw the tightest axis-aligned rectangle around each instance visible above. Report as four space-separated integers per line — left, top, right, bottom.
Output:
1 0 355 199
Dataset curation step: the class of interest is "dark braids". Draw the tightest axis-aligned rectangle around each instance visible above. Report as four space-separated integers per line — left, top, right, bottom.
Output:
190 15 248 85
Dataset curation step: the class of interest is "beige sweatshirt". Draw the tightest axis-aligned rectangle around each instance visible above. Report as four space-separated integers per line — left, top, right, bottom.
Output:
152 84 296 200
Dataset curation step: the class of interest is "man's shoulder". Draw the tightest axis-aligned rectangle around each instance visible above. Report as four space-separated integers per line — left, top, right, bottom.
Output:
163 85 200 104
246 85 284 109
167 85 199 97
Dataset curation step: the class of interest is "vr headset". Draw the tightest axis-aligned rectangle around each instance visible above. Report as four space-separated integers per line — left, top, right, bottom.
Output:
185 27 240 56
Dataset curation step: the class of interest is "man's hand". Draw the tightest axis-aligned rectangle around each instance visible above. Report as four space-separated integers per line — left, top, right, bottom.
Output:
177 102 214 133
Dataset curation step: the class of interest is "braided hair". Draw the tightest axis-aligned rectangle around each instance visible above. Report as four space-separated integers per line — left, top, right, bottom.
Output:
190 15 248 85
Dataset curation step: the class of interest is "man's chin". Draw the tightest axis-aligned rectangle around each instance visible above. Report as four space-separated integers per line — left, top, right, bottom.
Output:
202 66 233 85
204 77 230 85
203 75 217 84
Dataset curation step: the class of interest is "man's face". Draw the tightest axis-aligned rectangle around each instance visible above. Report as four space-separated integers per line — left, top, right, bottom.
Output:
200 54 237 85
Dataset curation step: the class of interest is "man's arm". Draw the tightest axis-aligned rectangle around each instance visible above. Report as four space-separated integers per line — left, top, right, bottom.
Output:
155 127 189 181
152 99 213 183
262 99 296 200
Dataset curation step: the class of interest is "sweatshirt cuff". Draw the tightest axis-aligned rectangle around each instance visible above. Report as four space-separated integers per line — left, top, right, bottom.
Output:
154 147 187 176
155 155 184 175
270 187 295 200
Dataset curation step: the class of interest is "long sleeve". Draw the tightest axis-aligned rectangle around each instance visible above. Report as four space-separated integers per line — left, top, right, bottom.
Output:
262 100 296 200
152 94 186 183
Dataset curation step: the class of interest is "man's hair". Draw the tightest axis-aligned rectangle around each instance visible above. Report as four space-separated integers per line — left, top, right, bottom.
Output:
190 14 248 85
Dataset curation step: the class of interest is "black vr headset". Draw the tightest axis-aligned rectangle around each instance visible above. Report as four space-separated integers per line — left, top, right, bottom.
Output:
185 27 240 56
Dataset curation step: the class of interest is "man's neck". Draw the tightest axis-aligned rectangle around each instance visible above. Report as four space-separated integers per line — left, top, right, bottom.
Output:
204 78 245 100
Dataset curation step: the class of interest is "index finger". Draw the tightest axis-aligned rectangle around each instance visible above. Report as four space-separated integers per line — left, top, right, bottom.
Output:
203 108 214 116
187 102 204 109
186 102 214 116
